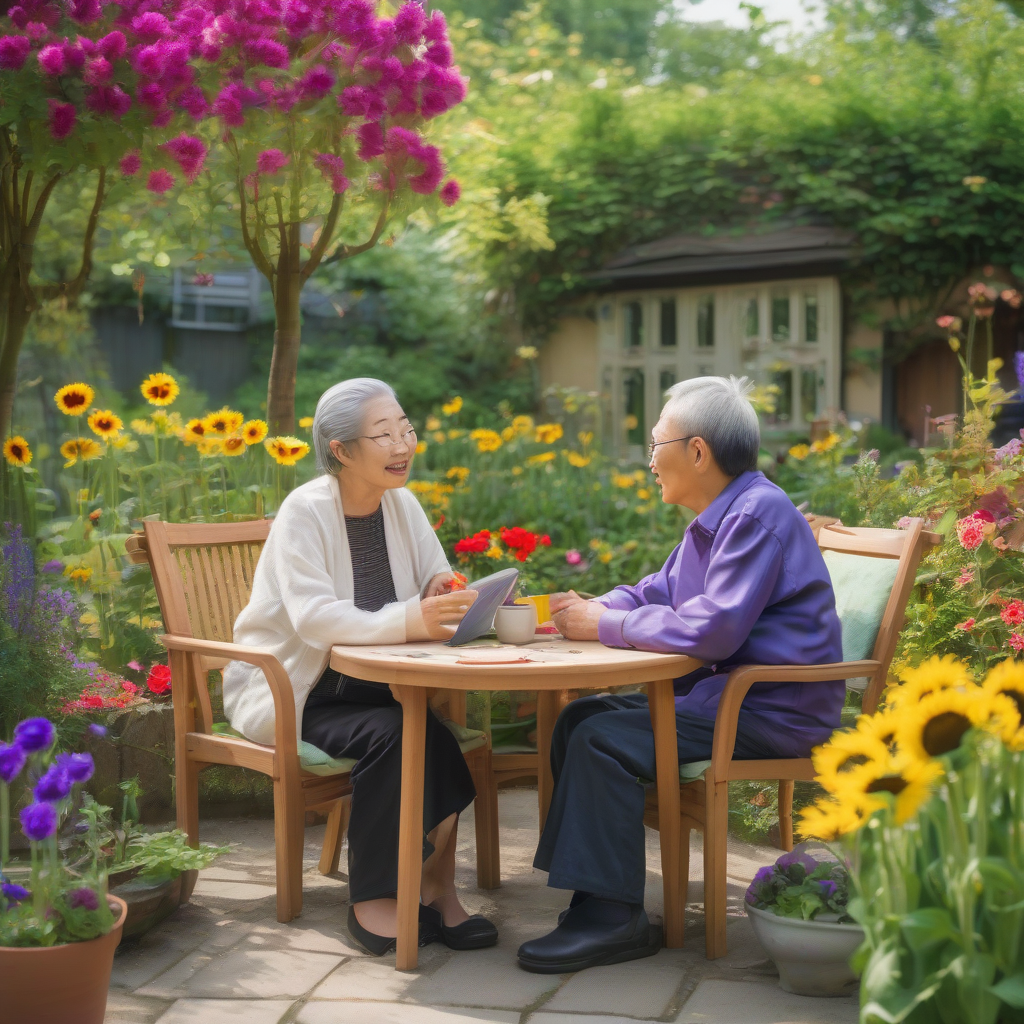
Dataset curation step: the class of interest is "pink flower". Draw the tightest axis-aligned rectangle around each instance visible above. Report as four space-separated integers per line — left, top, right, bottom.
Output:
243 37 290 68
0 35 32 70
313 153 350 194
283 1 314 37
69 0 101 23
146 169 175 194
956 516 985 550
83 55 112 85
339 85 386 119
87 85 132 118
1001 289 1022 309
357 119 385 160
47 100 76 140
162 134 208 182
127 660 143 672
936 315 957 330
131 12 171 42
192 273 214 286
137 82 167 109
97 31 126 60
425 40 453 67
954 567 974 589
299 64 334 99
439 179 460 206
38 44 66 75
565 549 582 565
257 148 289 175
394 1 426 44
423 8 448 43
133 43 167 78
1009 632 1024 653
955 618 975 631
1002 599 1024 626
178 86 209 120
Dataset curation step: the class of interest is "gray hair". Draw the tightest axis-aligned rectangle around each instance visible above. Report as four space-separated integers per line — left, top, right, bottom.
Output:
661 376 760 477
313 377 398 475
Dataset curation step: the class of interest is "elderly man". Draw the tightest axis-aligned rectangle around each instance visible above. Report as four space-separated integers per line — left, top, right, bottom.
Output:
516 376 843 974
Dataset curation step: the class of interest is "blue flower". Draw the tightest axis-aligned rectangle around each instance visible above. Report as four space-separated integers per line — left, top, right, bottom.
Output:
34 765 72 803
56 752 94 784
0 742 26 784
13 717 55 754
20 802 57 842
87 723 108 738
1 882 30 902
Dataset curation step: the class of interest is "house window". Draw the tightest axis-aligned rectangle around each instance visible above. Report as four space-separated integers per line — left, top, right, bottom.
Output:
623 369 646 445
659 299 677 347
771 367 793 423
771 292 790 343
801 366 822 421
804 294 818 343
623 301 643 348
744 297 759 340
659 369 677 397
696 295 714 348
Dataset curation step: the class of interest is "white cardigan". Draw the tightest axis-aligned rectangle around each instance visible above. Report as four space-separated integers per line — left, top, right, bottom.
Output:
222 475 450 745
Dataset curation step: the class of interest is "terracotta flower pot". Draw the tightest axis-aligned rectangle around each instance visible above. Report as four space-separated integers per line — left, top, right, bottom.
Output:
0 894 127 1024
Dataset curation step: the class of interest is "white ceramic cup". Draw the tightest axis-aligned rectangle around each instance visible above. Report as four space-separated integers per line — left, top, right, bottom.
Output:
494 603 538 644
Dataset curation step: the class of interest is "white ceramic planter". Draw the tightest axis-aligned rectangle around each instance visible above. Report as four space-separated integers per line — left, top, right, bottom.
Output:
746 904 864 997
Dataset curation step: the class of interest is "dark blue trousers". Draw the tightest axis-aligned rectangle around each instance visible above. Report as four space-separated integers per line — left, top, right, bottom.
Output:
532 692 782 904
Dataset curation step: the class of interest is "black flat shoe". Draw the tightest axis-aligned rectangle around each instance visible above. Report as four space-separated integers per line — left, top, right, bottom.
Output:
421 905 498 950
557 890 593 925
517 898 662 974
346 905 440 957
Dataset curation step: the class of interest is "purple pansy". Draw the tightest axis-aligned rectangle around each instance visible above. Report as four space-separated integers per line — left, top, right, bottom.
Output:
776 850 818 875
34 765 72 803
20 802 58 842
817 879 838 899
1 882 30 902
0 742 26 784
67 887 100 911
13 717 55 753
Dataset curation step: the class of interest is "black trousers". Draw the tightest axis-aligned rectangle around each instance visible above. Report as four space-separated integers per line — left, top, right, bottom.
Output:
302 684 476 903
533 692 783 905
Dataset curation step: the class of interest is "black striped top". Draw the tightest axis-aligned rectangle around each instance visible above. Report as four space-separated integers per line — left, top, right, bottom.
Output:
306 504 398 706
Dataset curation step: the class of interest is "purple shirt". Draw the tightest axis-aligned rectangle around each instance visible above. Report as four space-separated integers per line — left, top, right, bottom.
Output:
596 470 843 756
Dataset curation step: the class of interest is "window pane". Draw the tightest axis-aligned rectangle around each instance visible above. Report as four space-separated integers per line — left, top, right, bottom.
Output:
771 294 790 343
659 299 677 347
744 297 759 339
801 367 820 421
804 294 818 343
623 301 643 348
659 369 676 396
623 369 645 445
696 295 714 348
771 368 793 423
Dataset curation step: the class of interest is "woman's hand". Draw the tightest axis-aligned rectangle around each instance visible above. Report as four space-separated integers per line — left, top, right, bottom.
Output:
550 590 605 641
424 572 457 598
421 590 478 641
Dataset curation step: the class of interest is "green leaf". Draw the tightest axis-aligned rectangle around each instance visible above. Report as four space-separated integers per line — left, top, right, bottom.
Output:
991 975 1024 1009
901 908 959 952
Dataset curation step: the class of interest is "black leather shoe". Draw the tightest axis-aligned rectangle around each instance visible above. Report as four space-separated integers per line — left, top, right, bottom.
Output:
557 890 593 925
421 905 499 950
346 905 440 957
517 898 662 974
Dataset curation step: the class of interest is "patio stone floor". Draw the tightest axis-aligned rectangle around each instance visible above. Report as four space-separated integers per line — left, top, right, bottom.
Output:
105 788 858 1024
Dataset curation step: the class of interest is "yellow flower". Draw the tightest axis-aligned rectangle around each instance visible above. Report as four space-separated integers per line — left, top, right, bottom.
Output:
983 660 1024 748
623 414 638 431
852 710 899 750
151 410 182 436
203 408 244 436
486 545 503 559
895 684 1014 762
535 422 563 444
501 426 516 442
425 415 441 431
512 415 534 435
516 345 538 359
111 435 138 452
511 466 523 476
788 443 810 461
183 418 207 445
54 382 94 416
432 431 447 444
441 396 463 416
196 438 223 457
242 420 268 445
298 416 314 429
567 451 591 468
831 754 944 826
60 438 102 467
415 440 428 454
64 564 93 584
810 432 841 454
527 451 556 465
140 372 179 407
633 470 646 482
264 435 310 466
469 428 502 452
612 473 635 489
589 538 602 550
131 418 156 435
3 436 31 467
448 429 465 440
637 488 652 500
599 551 613 564
798 794 877 841
890 655 972 709
87 409 123 439
221 435 247 456
446 466 470 483
578 430 594 447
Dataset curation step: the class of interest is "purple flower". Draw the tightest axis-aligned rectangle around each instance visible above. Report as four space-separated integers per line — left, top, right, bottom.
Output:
34 765 72 803
1016 351 1024 389
20 802 57 842
777 850 817 875
2 881 30 902
13 717 55 753
818 879 838 898
0 742 26 784
67 886 100 911
994 438 1023 463
745 865 774 904
41 559 63 573
87 723 108 738
56 752 94 784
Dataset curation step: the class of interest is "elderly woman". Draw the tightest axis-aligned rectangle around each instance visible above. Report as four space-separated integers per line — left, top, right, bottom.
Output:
516 376 843 974
223 378 497 956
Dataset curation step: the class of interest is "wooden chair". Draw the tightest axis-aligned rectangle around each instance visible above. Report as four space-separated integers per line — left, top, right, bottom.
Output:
125 518 500 925
643 517 941 959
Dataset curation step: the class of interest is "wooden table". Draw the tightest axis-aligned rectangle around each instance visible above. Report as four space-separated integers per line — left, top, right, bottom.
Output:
330 638 699 970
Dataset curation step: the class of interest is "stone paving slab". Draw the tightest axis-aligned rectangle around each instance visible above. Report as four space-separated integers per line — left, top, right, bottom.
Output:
674 979 858 1023
154 998 295 1024
296 1002 520 1024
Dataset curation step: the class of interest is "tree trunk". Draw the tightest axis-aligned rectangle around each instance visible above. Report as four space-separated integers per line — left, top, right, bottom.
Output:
266 227 302 436
0 269 32 439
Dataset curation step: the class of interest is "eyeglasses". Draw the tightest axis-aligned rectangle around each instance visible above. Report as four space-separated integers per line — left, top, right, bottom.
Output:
647 435 696 459
359 427 418 449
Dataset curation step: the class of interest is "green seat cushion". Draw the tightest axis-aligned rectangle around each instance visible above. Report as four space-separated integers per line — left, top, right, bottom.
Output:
822 549 898 691
680 759 711 781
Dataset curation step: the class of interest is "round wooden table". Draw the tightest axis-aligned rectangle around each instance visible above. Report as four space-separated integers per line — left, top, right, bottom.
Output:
330 638 699 970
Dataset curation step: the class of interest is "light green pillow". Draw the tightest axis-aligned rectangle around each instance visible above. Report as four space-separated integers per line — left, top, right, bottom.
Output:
822 549 898 691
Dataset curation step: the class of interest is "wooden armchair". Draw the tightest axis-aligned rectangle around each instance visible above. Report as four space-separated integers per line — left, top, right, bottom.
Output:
125 518 500 925
644 517 941 959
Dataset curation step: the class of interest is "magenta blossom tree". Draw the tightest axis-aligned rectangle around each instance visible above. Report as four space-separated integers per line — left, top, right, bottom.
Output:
0 0 209 436
192 0 466 433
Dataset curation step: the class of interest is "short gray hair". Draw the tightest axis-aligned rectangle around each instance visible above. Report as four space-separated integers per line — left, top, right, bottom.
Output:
661 376 760 477
313 377 398 475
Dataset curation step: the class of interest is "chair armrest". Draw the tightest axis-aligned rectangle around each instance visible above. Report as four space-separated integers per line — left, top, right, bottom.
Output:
124 533 150 566
159 634 299 765
710 660 880 777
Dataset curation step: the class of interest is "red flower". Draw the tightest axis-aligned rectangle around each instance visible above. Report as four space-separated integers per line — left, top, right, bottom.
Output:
540 534 551 546
454 530 490 554
1002 600 1024 626
146 664 172 695
955 618 975 631
448 572 468 591
500 526 540 557
1009 632 1024 653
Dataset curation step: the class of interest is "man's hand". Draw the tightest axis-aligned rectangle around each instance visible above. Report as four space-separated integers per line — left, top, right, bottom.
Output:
550 590 605 641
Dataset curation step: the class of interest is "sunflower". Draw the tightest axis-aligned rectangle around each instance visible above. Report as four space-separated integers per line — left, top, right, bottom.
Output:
3 436 32 467
889 655 972 709
264 436 310 466
88 409 123 439
221 435 247 456
853 710 899 750
798 794 877 841
242 419 268 445
812 727 890 794
982 660 1024 719
203 408 244 435
140 372 180 407
895 685 1011 762
182 418 207 445
60 438 103 467
830 754 944 825
54 382 94 416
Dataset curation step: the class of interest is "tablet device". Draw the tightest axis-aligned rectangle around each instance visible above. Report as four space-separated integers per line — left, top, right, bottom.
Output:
444 567 520 647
